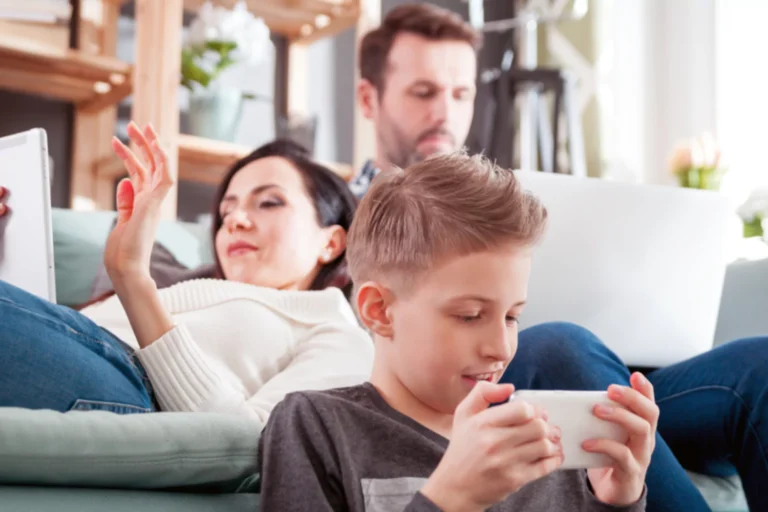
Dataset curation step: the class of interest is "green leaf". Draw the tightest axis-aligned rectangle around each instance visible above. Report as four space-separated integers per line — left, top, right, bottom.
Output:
180 52 213 88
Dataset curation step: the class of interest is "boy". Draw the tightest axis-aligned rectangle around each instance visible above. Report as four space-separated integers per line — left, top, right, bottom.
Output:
258 153 657 511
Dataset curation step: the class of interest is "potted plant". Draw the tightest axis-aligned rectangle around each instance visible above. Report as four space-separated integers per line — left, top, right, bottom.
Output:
736 188 768 239
668 132 726 191
181 1 271 142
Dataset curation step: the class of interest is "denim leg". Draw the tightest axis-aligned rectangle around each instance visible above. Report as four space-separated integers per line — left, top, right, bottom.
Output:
647 336 768 512
501 322 712 512
0 280 155 414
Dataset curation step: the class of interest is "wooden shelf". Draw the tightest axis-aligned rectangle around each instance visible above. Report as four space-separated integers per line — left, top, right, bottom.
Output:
96 133 354 186
182 0 361 43
0 31 131 111
178 134 354 184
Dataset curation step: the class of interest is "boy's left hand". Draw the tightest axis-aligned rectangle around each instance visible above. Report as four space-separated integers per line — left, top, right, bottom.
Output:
583 372 659 506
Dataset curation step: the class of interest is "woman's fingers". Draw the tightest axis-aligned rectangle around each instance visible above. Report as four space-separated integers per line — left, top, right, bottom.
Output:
143 125 174 189
115 178 135 225
111 137 145 189
126 122 154 179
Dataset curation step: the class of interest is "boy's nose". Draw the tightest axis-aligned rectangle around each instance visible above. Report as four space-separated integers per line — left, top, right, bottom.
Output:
481 331 514 362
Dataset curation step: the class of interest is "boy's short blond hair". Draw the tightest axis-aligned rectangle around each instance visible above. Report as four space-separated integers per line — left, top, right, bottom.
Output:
346 152 548 291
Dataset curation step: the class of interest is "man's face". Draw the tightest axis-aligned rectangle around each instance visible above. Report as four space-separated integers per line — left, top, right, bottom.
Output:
363 33 477 169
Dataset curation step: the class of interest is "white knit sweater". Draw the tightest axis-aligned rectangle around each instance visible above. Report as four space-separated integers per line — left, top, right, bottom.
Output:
80 279 374 424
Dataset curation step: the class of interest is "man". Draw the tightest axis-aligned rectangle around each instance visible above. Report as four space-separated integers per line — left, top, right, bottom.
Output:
349 4 767 512
348 4 479 199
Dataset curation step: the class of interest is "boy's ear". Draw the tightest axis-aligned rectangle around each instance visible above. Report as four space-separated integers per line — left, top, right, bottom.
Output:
355 281 394 338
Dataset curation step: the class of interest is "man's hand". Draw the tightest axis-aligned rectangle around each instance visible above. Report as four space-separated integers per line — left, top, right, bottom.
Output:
421 382 564 512
0 186 8 217
584 372 659 506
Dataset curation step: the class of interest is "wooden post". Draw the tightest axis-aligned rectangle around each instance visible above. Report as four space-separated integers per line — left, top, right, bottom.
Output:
131 0 184 220
286 41 309 122
69 0 120 211
353 0 381 171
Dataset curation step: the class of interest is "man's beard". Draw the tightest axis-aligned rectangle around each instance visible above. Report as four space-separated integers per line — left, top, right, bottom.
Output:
382 120 457 170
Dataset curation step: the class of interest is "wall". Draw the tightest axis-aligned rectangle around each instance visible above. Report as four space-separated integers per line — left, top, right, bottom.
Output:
593 0 717 185
714 0 768 201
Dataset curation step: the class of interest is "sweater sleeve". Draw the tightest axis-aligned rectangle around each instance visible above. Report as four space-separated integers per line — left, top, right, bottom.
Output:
135 320 373 423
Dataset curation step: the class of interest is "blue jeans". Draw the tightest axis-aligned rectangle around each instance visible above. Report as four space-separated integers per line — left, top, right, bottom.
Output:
505 322 768 512
0 280 156 414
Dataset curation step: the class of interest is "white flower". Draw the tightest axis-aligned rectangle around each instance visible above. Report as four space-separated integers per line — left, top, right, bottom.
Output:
185 1 271 65
737 187 768 221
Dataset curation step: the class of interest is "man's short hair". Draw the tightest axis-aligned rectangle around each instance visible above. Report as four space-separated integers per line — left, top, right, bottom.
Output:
359 3 482 93
346 152 548 293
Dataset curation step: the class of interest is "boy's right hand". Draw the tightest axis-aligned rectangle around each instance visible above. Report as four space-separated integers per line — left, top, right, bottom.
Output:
421 382 564 512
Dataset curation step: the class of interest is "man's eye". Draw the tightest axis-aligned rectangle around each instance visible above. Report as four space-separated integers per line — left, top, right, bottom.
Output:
506 315 519 325
458 314 481 323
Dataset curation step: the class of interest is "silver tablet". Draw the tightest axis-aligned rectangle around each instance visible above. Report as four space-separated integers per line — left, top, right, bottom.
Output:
0 128 56 303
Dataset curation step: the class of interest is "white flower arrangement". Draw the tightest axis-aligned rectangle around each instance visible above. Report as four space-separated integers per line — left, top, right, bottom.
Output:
736 187 768 239
668 132 726 190
181 1 271 96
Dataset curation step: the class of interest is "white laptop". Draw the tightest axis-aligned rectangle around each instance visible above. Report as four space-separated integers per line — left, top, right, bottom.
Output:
514 170 732 368
0 128 56 303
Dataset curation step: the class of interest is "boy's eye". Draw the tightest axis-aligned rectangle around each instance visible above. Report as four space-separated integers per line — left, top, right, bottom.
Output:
505 315 519 325
457 314 481 323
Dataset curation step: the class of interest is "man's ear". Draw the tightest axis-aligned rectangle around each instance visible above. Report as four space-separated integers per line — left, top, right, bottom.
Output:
357 79 378 120
356 281 394 338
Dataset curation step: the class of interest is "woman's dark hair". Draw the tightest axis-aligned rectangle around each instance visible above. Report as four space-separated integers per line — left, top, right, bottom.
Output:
212 139 358 298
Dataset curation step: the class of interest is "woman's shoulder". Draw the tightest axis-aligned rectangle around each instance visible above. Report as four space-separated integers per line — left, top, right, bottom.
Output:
160 279 358 325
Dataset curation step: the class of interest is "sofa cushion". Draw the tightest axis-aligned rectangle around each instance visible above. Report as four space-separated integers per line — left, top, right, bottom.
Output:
0 407 261 492
52 209 214 307
0 487 259 512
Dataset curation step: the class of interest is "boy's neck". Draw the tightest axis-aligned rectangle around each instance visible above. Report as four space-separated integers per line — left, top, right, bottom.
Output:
370 360 454 439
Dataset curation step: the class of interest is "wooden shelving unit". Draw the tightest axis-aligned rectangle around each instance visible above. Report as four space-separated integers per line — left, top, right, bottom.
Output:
96 134 354 187
0 20 131 113
177 134 354 184
182 0 362 44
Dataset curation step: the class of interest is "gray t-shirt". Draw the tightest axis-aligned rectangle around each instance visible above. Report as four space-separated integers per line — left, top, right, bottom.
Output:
258 383 647 511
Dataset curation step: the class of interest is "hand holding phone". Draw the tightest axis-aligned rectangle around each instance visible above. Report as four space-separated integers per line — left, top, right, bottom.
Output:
421 382 564 512
511 389 629 469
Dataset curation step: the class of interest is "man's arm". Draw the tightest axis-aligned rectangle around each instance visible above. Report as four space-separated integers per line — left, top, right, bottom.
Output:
258 393 347 511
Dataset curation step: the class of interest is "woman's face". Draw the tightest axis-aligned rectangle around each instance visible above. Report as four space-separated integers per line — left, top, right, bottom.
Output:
214 156 342 290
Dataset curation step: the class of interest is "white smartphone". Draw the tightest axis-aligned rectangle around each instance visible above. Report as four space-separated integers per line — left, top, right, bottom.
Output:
511 390 629 470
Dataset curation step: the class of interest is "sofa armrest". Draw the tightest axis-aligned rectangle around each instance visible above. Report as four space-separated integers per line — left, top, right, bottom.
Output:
0 408 261 492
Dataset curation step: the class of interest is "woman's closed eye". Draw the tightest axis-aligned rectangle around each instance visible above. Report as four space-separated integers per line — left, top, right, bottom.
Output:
258 197 284 209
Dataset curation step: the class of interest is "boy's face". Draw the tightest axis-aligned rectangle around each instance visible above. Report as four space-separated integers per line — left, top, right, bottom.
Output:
377 244 531 415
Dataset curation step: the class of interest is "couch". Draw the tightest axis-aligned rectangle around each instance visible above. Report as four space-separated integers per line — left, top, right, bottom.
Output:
2 208 764 511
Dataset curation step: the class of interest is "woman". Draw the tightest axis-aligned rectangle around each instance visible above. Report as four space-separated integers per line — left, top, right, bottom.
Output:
0 122 373 423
